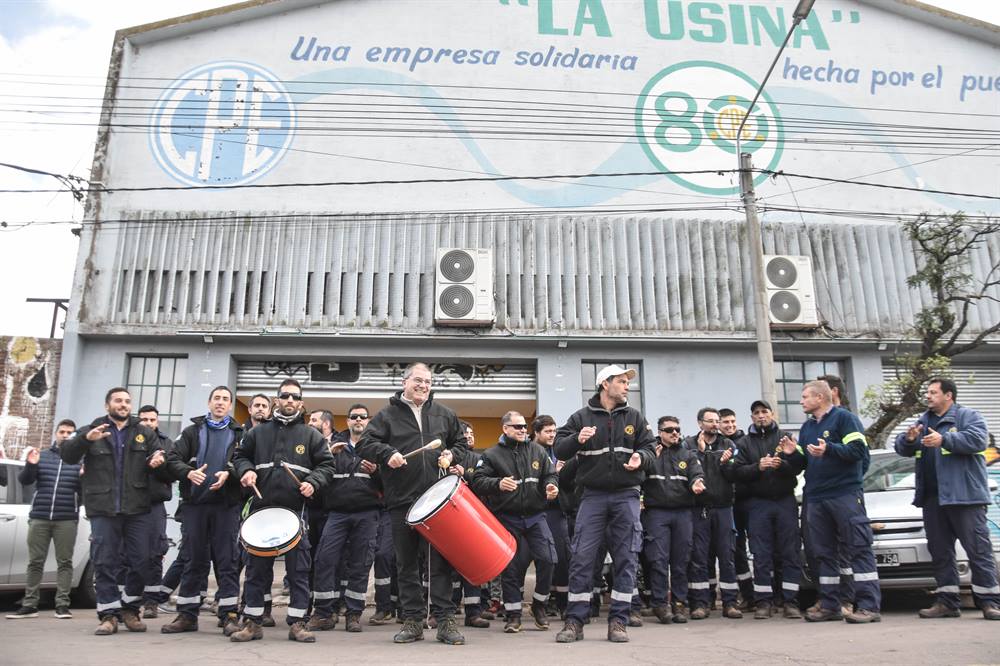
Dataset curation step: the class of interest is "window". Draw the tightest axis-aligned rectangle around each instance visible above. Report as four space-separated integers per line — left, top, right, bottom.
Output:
775 359 844 426
581 361 643 412
126 356 187 438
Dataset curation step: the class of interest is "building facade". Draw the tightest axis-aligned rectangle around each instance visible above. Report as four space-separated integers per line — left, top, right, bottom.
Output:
56 0 1000 442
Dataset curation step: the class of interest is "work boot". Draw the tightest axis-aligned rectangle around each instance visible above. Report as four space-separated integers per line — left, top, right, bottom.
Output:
481 599 500 620
546 597 560 617
723 603 743 619
672 602 689 624
804 606 843 622
94 616 119 636
305 614 337 631
288 621 316 643
345 613 362 633
983 604 1000 621
841 602 855 617
121 609 147 632
142 602 158 619
222 612 242 637
652 605 672 624
754 602 771 620
261 612 276 627
160 613 198 633
607 619 629 643
806 601 821 614
919 602 961 619
436 616 465 645
555 620 583 643
369 610 393 625
845 608 882 624
503 615 522 633
393 619 425 643
531 600 549 629
464 613 490 628
628 610 643 627
784 604 802 619
689 605 709 620
230 620 263 642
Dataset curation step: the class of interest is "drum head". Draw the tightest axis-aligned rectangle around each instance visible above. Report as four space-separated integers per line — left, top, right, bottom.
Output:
407 475 460 524
241 507 301 548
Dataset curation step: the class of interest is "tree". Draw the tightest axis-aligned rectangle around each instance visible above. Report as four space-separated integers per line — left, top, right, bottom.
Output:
863 213 1000 448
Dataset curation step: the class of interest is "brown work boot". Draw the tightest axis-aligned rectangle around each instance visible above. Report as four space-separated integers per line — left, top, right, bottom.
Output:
531 600 550 630
306 614 337 631
160 613 198 633
723 603 743 619
230 619 263 642
288 621 316 643
345 613 362 633
607 619 629 643
845 608 882 624
464 614 490 628
222 612 242 637
555 620 583 643
652 605 672 624
628 610 643 627
261 612 276 627
689 606 709 620
94 616 119 636
142 602 158 619
672 601 689 624
784 604 802 619
754 602 771 620
369 609 393 625
919 602 961 619
121 609 147 632
983 604 1000 621
804 606 843 622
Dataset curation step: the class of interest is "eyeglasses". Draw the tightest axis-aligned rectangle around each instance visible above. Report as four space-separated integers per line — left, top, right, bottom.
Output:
506 423 528 430
347 414 369 420
277 392 302 401
407 377 432 386
659 427 681 434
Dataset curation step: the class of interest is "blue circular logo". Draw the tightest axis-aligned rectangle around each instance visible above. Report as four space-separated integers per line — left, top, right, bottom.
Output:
149 61 295 186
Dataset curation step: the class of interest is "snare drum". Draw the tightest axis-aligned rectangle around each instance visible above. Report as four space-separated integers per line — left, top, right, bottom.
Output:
239 506 303 557
406 475 515 585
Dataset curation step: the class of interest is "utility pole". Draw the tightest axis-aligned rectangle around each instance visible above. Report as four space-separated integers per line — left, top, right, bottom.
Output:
740 154 777 408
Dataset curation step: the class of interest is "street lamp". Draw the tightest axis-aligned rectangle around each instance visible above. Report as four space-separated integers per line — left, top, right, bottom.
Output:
737 0 816 409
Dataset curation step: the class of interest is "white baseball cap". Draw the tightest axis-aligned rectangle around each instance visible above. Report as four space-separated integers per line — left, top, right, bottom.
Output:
595 364 637 387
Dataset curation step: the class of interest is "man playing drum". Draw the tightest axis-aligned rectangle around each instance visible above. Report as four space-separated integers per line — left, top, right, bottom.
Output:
357 362 469 645
231 379 335 643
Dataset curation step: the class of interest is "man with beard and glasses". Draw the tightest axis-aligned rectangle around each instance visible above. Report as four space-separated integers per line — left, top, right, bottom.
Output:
231 380 335 643
60 387 169 636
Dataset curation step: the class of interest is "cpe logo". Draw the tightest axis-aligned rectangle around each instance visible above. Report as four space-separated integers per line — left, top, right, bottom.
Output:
150 61 295 186
635 61 784 195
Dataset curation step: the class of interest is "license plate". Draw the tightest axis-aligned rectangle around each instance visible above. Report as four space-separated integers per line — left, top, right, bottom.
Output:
876 551 900 567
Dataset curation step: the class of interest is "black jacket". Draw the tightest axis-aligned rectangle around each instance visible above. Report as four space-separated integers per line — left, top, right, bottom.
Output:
167 417 244 506
232 414 335 512
472 435 558 516
61 416 168 517
557 456 581 516
19 443 82 521
357 391 469 510
641 443 704 509
682 434 737 508
734 423 805 500
148 430 174 503
321 443 382 513
553 394 656 492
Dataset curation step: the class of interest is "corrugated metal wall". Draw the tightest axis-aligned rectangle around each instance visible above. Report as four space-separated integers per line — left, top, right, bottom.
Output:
97 213 1000 336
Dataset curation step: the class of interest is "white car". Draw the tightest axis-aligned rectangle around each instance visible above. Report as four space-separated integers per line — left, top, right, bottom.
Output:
0 458 182 607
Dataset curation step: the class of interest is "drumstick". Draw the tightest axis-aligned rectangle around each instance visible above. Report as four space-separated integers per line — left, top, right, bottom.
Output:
402 438 443 460
282 461 302 484
250 482 262 499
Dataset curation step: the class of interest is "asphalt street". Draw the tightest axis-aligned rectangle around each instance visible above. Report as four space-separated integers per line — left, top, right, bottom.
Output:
0 593 997 665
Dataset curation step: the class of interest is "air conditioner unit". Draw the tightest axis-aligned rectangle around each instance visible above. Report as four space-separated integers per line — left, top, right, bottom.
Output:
763 254 819 329
434 248 495 327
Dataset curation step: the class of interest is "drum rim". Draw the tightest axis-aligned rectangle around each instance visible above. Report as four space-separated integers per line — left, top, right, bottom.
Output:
405 474 461 525
240 505 302 551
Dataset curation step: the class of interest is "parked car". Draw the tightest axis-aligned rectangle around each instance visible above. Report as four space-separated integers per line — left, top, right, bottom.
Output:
862 449 1000 590
0 457 181 607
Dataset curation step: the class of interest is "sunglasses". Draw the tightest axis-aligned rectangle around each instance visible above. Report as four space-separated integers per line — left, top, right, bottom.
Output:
347 414 369 420
277 392 302 401
506 423 528 430
659 427 681 434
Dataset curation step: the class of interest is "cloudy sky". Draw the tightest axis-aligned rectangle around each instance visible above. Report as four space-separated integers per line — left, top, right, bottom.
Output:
0 0 997 338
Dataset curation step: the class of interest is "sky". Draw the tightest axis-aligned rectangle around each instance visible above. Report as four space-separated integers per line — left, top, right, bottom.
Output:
0 0 997 339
